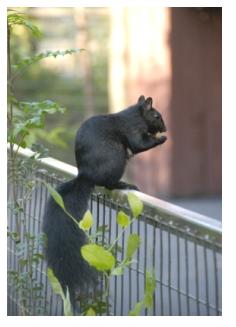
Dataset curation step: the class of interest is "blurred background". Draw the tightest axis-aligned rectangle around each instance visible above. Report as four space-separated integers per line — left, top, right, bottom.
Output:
11 7 222 219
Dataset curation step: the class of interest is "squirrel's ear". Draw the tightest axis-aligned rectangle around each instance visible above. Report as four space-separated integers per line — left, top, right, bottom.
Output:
143 97 153 110
137 95 145 104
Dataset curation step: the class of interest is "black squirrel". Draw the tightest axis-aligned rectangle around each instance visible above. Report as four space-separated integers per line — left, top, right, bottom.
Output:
43 95 167 307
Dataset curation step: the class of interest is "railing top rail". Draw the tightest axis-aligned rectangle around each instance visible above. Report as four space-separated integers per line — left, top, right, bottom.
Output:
9 144 222 243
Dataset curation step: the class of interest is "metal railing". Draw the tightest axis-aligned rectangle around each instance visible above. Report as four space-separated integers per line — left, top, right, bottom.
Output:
7 146 222 316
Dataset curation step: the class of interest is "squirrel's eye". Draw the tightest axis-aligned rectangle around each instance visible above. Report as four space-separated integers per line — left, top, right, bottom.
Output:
154 113 160 119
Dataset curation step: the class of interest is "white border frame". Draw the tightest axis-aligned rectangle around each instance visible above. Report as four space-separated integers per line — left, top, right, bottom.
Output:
1 1 234 325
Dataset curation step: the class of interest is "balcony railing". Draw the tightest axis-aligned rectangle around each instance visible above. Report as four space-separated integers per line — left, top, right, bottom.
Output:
7 146 222 316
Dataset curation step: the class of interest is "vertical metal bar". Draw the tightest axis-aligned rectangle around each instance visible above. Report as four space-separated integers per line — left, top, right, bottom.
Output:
28 181 34 315
194 239 200 315
102 195 110 316
95 194 104 316
32 179 38 236
49 293 53 316
113 202 119 316
36 176 43 253
96 194 100 231
29 177 36 236
38 256 45 314
18 182 25 314
184 234 190 315
213 246 219 315
129 219 133 312
44 175 50 314
13 181 19 315
203 244 210 315
55 292 59 316
96 194 103 315
102 195 108 313
8 184 14 315
168 225 172 315
144 215 148 316
7 182 13 315
7 169 11 315
152 222 156 316
25 176 33 313
159 223 163 315
36 177 44 300
30 179 38 315
108 201 112 246
136 211 141 304
89 193 92 212
176 230 181 315
89 194 93 238
120 213 125 316
102 194 106 246
40 174 49 314
32 179 40 316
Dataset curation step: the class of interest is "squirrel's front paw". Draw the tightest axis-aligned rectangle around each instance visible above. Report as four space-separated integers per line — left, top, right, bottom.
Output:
122 183 140 191
128 184 140 191
155 134 167 145
159 135 167 143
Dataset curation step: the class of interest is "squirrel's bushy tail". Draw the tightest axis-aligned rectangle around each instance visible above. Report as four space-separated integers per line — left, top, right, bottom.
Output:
42 174 97 309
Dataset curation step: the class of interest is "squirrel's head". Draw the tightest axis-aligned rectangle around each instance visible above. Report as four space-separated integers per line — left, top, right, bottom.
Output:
137 95 167 135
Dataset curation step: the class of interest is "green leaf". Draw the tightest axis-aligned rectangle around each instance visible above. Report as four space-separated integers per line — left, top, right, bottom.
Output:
19 258 28 269
7 12 42 38
126 234 141 260
128 302 143 316
47 268 64 298
10 100 66 148
46 184 65 210
81 244 115 272
111 258 135 276
86 308 96 316
143 271 156 310
34 253 45 260
127 193 143 218
32 253 44 263
13 49 84 72
47 269 73 315
116 211 130 228
111 265 124 276
79 210 93 231
63 287 73 316
19 100 66 115
7 231 19 241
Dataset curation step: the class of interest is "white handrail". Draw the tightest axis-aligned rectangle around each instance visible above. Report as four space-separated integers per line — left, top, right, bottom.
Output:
9 144 222 240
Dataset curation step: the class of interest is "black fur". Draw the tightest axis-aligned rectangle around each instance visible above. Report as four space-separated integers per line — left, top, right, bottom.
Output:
43 95 167 307
75 95 167 189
